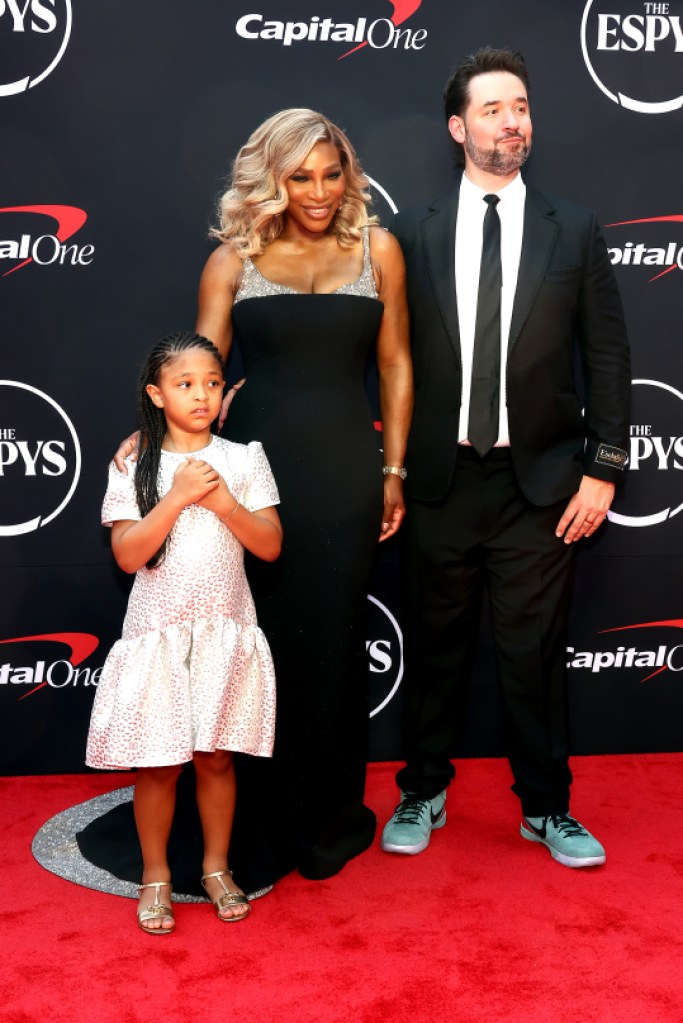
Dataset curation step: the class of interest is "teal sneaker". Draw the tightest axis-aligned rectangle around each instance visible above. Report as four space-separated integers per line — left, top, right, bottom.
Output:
381 791 447 855
521 814 606 868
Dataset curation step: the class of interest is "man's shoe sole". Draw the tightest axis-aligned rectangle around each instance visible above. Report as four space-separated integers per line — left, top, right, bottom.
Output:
520 822 606 868
381 811 446 855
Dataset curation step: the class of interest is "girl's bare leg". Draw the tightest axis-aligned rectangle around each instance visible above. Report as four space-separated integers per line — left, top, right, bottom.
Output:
194 750 248 919
134 764 182 931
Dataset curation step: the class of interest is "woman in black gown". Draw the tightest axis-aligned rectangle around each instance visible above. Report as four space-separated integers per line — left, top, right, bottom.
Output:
79 109 412 895
195 109 412 887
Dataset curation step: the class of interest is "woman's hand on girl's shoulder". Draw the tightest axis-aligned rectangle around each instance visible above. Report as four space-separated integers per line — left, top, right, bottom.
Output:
114 431 140 473
218 377 246 432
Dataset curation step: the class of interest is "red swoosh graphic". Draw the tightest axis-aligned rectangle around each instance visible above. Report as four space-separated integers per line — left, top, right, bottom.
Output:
600 618 683 633
389 0 422 22
0 633 100 699
598 619 683 682
605 216 683 227
648 265 679 283
639 666 669 682
339 0 422 60
605 215 683 283
0 205 87 277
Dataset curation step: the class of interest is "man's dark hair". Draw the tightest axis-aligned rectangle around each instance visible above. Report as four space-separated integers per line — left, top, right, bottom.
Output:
443 47 530 166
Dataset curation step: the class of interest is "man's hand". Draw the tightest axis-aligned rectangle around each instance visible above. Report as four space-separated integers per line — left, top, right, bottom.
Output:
555 476 616 544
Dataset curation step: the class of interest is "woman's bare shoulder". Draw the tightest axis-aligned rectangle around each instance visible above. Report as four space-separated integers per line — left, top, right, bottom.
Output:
368 224 402 260
197 244 245 307
368 225 405 279
202 241 243 279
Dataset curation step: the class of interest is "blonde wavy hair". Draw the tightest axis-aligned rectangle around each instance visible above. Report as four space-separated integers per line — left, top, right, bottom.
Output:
210 108 378 257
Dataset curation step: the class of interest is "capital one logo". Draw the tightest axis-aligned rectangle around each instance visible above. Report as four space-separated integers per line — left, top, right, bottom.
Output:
235 2 427 59
581 1 683 113
367 594 403 717
0 0 72 97
0 205 93 277
0 380 81 536
567 618 683 681
608 379 683 527
0 632 101 698
606 215 683 282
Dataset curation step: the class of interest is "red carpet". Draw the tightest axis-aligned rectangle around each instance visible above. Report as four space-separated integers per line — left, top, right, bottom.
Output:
3 755 682 1023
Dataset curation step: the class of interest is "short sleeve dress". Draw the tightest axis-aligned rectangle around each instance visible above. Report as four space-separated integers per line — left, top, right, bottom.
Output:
86 436 279 770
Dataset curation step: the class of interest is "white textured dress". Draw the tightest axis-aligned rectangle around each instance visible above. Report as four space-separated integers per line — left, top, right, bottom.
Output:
86 437 279 770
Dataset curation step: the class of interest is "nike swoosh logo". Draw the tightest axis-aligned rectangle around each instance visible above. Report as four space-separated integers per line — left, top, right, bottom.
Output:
525 818 547 838
431 805 444 825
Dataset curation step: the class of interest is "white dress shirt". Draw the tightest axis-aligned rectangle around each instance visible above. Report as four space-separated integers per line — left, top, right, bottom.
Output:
455 172 526 446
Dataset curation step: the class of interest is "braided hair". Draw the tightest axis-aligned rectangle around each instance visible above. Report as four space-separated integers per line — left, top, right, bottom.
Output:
135 331 224 567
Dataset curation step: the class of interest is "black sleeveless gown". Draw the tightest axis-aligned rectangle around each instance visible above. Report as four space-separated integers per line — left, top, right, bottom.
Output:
227 284 384 886
77 247 384 893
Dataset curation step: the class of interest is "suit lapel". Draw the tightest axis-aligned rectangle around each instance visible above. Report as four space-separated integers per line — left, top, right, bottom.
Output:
418 180 558 360
509 185 559 350
420 183 461 361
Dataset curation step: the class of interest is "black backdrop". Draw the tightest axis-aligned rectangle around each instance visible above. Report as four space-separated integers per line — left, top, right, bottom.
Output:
1 1 682 774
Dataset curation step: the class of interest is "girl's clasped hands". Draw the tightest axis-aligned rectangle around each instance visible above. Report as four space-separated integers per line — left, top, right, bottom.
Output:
170 457 220 507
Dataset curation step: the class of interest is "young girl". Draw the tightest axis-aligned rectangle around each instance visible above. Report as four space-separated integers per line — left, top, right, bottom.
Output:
86 331 282 934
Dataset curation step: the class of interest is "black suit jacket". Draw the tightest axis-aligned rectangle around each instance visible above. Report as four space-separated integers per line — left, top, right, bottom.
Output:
393 175 631 506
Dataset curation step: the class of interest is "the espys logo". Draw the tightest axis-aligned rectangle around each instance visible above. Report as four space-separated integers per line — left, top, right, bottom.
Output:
567 617 683 681
0 380 81 536
581 1 683 113
366 594 403 717
0 633 101 698
0 205 93 277
608 379 683 528
606 214 683 282
0 0 72 97
235 1 427 59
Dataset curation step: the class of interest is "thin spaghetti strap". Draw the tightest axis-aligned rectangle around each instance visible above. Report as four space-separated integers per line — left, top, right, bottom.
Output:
234 256 258 303
362 226 372 271
357 226 379 298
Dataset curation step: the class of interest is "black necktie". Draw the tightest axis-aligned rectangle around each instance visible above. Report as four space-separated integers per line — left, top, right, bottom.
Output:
468 193 501 457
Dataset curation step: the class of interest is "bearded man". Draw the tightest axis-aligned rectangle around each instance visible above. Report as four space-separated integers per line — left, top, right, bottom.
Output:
382 47 631 868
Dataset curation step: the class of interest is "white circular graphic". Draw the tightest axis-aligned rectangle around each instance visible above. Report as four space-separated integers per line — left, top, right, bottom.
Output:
581 1 683 114
0 380 81 536
367 175 398 218
367 593 404 717
0 0 72 98
608 379 683 528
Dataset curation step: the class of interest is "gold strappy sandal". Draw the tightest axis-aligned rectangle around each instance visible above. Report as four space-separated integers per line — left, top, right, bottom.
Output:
137 881 175 935
201 870 251 923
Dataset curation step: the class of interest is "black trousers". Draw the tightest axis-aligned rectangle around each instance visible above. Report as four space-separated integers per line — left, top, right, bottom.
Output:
396 447 575 817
